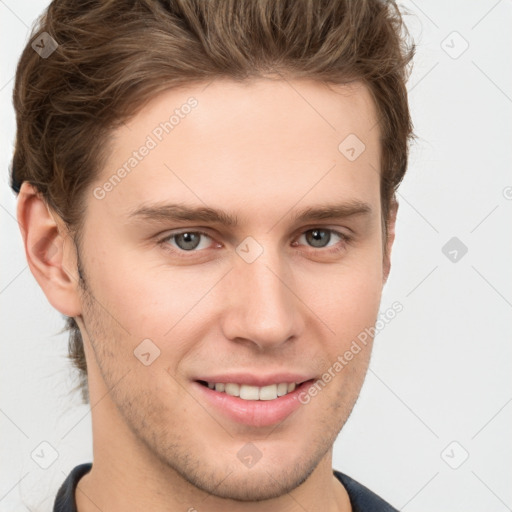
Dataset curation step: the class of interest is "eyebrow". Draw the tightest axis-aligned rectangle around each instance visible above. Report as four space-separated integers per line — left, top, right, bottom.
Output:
127 200 372 227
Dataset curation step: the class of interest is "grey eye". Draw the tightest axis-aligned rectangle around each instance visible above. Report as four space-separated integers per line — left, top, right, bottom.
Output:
172 232 206 251
304 229 334 248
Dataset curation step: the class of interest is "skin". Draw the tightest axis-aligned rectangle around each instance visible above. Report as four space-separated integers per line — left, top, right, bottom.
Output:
18 77 398 512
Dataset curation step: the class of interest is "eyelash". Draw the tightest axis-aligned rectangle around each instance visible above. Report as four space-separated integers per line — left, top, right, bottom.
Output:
157 228 351 258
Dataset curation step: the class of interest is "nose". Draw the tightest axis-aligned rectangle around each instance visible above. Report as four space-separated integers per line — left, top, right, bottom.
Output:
219 242 304 350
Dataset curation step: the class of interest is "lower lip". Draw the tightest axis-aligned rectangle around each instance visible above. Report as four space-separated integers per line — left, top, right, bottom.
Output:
193 380 314 427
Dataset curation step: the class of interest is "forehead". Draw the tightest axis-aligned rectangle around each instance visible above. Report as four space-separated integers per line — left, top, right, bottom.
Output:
91 78 381 227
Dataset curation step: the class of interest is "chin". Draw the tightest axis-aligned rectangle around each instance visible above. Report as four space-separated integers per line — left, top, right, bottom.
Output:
182 460 317 502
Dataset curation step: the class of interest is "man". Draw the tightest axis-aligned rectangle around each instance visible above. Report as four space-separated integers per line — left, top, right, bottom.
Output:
11 0 415 510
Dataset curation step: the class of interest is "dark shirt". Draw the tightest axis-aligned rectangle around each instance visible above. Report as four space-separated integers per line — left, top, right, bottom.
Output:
54 463 398 511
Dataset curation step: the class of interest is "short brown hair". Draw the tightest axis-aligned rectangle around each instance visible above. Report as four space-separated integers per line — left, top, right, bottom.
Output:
10 0 415 402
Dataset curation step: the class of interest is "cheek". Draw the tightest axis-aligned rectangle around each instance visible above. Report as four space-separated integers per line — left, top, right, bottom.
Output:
84 242 211 337
298 255 384 367
305 251 384 321
316 282 381 358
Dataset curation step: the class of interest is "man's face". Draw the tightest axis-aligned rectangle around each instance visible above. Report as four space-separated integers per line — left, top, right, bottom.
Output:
75 78 389 500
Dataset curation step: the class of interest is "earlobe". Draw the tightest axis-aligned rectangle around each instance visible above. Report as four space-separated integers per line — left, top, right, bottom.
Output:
16 182 82 317
382 197 399 284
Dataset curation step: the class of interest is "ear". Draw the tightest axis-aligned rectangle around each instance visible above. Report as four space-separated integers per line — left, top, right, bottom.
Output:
16 182 82 317
382 197 398 284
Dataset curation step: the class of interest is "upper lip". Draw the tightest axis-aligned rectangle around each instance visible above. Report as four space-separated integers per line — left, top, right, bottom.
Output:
195 373 316 387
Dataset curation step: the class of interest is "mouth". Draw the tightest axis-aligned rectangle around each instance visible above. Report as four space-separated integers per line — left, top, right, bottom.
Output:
196 380 303 401
193 378 316 427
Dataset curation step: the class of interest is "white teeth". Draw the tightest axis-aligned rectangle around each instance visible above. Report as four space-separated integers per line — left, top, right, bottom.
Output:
224 383 240 396
259 384 278 401
277 383 288 396
240 384 260 400
206 381 299 400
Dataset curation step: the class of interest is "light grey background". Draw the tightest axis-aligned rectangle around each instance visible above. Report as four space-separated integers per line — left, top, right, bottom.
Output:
1 1 511 511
